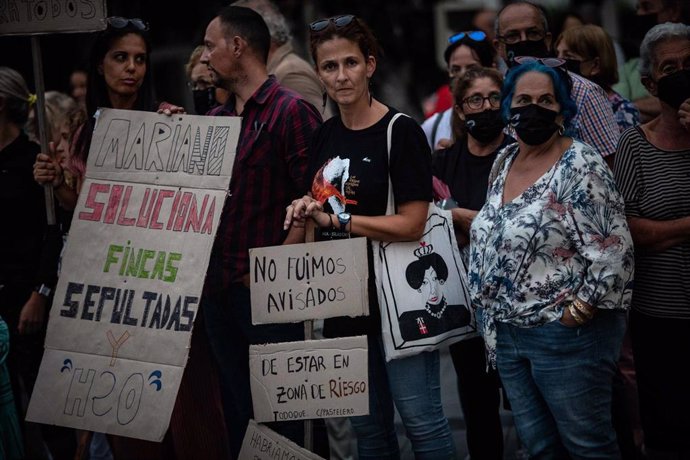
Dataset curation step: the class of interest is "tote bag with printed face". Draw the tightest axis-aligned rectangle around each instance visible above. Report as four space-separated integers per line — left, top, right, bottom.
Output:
373 205 476 360
373 114 476 361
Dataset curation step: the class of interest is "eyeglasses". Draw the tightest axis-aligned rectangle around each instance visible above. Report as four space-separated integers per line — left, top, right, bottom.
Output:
309 15 356 33
496 29 545 45
462 93 502 110
448 30 487 45
106 16 149 31
513 56 566 68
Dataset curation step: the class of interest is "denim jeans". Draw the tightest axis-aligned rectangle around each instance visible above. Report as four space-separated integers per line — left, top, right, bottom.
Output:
349 336 456 460
495 309 626 460
203 284 304 459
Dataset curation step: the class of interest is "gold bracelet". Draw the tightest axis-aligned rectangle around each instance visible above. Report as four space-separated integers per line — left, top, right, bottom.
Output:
572 298 595 320
568 303 586 324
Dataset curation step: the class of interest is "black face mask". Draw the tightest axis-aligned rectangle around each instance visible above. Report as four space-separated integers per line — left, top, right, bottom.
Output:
656 69 690 110
563 58 582 76
505 40 549 67
464 109 505 144
192 88 218 115
510 104 560 145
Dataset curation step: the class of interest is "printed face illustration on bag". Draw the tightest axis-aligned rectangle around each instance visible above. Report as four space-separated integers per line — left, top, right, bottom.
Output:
405 244 449 318
396 242 472 342
424 267 444 305
397 244 445 339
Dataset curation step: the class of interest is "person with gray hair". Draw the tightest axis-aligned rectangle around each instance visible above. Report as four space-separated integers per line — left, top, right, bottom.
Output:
26 91 77 146
0 67 34 126
231 0 333 119
614 21 690 460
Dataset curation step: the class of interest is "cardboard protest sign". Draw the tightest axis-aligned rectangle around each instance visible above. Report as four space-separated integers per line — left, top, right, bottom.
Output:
249 336 368 423
0 0 107 35
27 109 239 441
249 238 368 324
239 420 325 460
26 350 184 441
85 109 238 189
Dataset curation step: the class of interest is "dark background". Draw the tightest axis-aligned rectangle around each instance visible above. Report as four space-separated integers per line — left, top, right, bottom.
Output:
1 0 639 121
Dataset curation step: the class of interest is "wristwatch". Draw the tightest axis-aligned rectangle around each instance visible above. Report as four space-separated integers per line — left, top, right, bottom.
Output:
35 284 52 298
337 212 351 232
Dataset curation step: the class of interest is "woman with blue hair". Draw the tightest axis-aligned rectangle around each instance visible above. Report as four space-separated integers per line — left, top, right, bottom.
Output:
468 59 635 458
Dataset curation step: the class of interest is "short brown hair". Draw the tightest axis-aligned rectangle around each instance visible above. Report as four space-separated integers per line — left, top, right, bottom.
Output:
555 24 618 88
309 16 381 66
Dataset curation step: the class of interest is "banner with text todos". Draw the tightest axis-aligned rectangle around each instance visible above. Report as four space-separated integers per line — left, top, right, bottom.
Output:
27 109 239 441
239 420 325 460
250 336 368 423
0 0 107 35
249 238 368 324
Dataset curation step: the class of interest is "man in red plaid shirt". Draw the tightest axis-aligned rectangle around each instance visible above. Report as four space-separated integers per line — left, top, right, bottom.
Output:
199 6 321 456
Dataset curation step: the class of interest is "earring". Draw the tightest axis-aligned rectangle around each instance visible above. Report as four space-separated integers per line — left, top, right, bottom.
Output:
368 80 373 107
322 91 327 112
558 124 565 136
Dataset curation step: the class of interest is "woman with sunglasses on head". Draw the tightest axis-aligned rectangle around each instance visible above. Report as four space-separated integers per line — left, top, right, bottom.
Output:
468 60 634 458
555 24 640 133
284 15 455 460
432 66 513 460
422 30 496 151
33 18 230 460
33 16 155 209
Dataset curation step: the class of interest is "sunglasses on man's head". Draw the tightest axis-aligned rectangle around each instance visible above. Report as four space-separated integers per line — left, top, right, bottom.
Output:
309 15 356 32
448 30 487 45
106 16 149 31
513 56 566 68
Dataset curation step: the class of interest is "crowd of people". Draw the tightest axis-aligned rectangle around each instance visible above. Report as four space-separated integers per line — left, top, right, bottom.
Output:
1 0 689 459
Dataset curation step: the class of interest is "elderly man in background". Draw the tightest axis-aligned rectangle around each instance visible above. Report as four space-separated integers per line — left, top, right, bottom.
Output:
232 0 334 119
494 1 620 166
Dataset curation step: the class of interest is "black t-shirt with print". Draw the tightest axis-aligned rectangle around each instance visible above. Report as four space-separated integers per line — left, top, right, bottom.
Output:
307 107 432 338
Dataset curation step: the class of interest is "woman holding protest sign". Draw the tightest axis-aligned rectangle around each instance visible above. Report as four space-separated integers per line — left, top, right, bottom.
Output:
33 16 156 209
283 15 455 459
33 18 230 460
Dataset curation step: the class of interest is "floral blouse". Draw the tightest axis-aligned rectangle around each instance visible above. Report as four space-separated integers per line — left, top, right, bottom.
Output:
468 139 634 367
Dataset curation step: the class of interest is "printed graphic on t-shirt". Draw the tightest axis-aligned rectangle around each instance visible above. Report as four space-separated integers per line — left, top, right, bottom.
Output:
312 156 359 214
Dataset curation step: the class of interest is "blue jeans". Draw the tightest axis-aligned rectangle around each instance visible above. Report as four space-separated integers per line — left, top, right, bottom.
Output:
496 309 626 459
203 284 304 459
349 336 456 460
